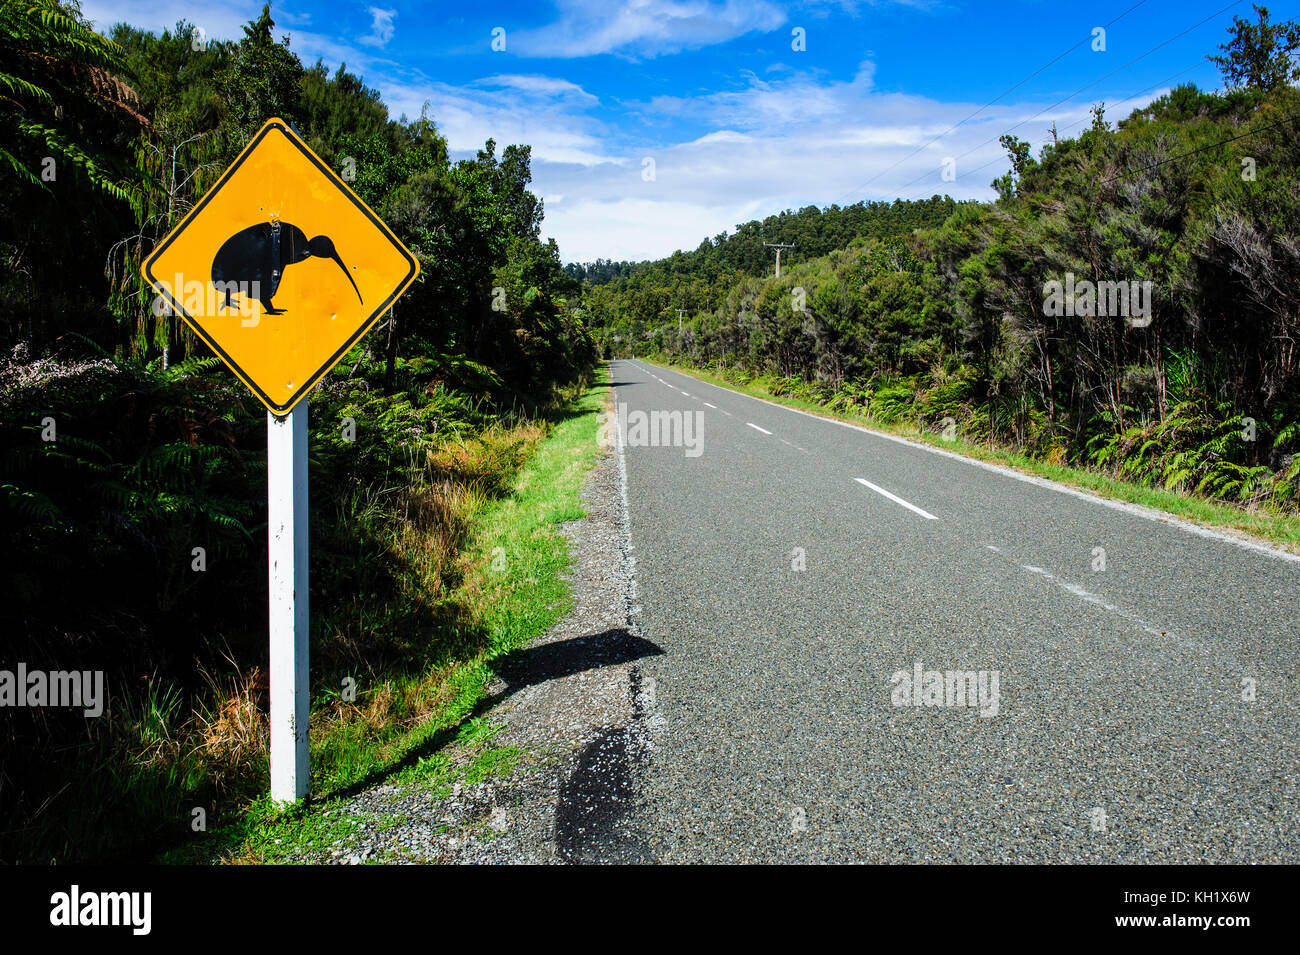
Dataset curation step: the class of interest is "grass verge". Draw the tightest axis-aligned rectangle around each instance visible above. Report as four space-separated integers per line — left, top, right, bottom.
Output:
163 372 606 863
654 360 1300 554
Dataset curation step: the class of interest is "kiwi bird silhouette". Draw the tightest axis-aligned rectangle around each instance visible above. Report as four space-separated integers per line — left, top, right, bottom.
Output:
211 222 362 315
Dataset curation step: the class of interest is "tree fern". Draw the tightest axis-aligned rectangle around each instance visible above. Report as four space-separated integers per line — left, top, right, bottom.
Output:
0 0 137 201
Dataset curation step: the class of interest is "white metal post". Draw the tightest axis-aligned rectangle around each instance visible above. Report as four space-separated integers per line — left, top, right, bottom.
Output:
268 403 309 803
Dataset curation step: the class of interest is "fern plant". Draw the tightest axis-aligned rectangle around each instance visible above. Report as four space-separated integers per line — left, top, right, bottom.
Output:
0 0 139 201
0 353 259 613
1083 392 1296 509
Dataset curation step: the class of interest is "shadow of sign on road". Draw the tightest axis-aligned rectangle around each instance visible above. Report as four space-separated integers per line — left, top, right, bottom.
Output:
489 629 663 704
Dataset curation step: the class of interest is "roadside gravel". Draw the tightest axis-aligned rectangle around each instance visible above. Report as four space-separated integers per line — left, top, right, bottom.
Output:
294 392 661 864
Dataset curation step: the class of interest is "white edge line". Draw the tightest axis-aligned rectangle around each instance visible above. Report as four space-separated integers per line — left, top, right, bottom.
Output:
855 477 938 520
634 360 1300 565
611 387 642 625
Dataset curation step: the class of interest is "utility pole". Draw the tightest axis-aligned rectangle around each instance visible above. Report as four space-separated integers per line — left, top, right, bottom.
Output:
676 309 686 335
764 242 795 278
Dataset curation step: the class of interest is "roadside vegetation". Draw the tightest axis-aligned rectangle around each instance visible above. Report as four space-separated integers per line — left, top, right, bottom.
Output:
581 7 1300 534
658 359 1300 551
1 2 596 862
177 379 603 864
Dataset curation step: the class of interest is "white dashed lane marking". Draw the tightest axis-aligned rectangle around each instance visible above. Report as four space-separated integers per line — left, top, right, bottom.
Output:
854 478 937 520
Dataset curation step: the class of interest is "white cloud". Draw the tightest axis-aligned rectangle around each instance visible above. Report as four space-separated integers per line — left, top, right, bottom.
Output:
359 6 396 48
80 0 256 40
509 0 787 58
474 74 600 106
76 3 1170 265
290 29 399 73
78 1 379 70
533 67 1172 262
78 1 610 164
544 196 759 263
379 74 617 166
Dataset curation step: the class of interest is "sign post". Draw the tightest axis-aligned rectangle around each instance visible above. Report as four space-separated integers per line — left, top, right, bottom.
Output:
140 118 420 803
267 404 309 802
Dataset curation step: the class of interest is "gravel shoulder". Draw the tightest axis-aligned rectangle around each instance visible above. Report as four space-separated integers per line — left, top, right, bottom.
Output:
296 391 661 864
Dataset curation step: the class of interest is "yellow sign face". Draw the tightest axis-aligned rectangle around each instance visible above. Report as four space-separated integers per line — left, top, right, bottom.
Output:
141 118 420 414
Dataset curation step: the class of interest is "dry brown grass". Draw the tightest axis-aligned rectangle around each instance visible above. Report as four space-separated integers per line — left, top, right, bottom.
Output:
142 416 552 837
389 482 468 602
381 423 546 605
192 668 268 786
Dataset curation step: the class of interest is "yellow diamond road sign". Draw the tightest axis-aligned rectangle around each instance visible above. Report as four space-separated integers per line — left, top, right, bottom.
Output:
141 117 420 414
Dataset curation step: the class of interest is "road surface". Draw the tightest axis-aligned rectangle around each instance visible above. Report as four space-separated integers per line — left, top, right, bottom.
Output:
602 358 1300 863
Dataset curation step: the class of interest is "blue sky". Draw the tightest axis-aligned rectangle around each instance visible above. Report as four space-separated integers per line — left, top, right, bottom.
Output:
80 0 1278 262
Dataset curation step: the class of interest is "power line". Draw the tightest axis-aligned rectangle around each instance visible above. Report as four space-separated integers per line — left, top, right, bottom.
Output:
895 1 1243 195
828 0 1154 207
763 241 795 277
1098 110 1300 184
903 102 1297 201
934 1 1243 175
759 244 790 278
1033 61 1206 145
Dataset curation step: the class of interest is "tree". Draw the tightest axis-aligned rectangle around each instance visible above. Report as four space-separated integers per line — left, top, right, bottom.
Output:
0 0 140 200
1208 4 1300 91
473 139 543 240
0 0 149 351
299 60 390 164
214 4 303 148
993 135 1034 200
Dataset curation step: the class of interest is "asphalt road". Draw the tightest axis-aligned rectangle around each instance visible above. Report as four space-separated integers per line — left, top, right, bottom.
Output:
607 358 1300 863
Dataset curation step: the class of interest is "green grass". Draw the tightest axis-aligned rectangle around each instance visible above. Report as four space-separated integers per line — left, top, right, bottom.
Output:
656 360 1300 553
469 397 602 656
455 716 505 748
463 745 522 785
182 372 607 863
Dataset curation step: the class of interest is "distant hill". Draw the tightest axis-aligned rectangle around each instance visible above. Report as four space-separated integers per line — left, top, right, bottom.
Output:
564 196 965 285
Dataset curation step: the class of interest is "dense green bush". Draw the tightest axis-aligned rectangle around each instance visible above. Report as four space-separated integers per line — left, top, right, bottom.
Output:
587 11 1300 515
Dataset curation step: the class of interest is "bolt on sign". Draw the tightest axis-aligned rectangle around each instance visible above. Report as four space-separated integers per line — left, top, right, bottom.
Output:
141 117 420 413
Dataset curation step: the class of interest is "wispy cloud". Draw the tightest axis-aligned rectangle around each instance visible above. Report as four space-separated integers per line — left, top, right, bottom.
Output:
81 0 256 41
290 28 399 74
379 73 615 166
77 1 1184 264
359 6 397 48
508 0 787 58
474 74 600 106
